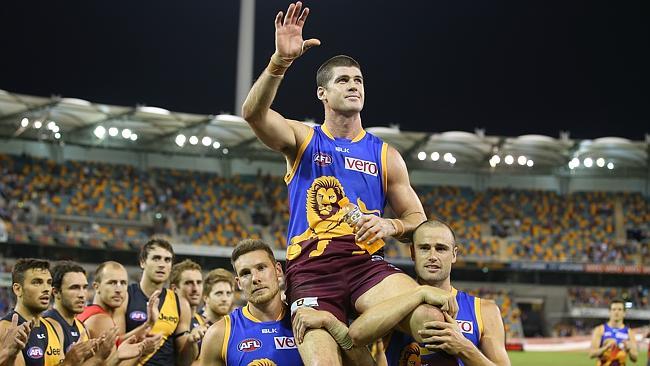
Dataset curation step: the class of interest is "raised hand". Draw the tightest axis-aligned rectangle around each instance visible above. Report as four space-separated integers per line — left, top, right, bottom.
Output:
96 328 118 359
146 290 161 328
64 339 99 365
187 324 207 344
2 314 32 355
419 286 459 318
274 2 320 61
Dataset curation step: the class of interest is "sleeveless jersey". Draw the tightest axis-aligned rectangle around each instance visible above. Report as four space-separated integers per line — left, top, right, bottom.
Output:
76 304 110 323
385 289 483 366
1 311 64 366
285 125 388 258
43 308 89 352
223 305 302 366
126 284 180 366
598 323 630 366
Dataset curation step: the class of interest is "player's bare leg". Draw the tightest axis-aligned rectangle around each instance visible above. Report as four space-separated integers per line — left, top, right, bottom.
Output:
297 328 342 366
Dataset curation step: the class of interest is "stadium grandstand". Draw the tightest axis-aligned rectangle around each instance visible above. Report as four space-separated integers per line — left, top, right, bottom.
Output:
1 90 649 363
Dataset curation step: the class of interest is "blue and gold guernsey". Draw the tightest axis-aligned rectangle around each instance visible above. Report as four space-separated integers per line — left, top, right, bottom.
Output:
126 284 180 366
285 125 388 259
43 308 89 353
0 311 64 366
223 305 302 366
385 288 483 366
598 323 630 366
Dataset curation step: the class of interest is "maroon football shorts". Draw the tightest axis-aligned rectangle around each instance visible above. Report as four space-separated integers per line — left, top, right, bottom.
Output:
286 235 403 323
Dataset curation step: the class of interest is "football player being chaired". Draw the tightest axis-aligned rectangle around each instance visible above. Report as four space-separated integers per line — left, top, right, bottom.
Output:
241 2 454 365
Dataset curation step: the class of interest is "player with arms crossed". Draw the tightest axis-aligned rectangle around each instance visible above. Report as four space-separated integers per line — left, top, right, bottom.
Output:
589 299 638 366
241 2 449 364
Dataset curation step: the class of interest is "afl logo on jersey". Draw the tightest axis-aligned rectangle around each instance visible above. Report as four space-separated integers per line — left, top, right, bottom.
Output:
238 338 262 352
27 346 44 359
313 152 332 167
129 311 147 322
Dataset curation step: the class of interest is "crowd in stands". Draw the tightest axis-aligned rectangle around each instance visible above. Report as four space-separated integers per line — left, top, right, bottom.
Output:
568 286 650 309
1 154 648 263
463 287 525 340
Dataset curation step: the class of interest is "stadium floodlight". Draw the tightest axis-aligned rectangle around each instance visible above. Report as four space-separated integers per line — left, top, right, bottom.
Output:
93 126 106 139
212 141 221 149
417 151 426 161
504 155 514 165
47 121 56 130
222 148 229 154
189 135 199 145
130 133 138 141
527 160 534 167
175 134 186 147
54 132 61 139
108 127 119 137
491 155 500 164
121 128 132 139
583 157 593 168
607 162 614 170
489 159 497 168
201 136 212 146
568 162 575 169
34 120 42 129
570 158 580 168
430 152 440 161
20 118 29 128
596 158 605 167
443 152 453 162
449 156 456 165
517 156 527 165
52 125 60 133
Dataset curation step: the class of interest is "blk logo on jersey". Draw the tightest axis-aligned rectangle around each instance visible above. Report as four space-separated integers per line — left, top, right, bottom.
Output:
238 338 262 352
262 328 278 334
313 152 332 167
274 336 297 349
36 333 46 339
335 146 350 153
344 157 378 176
457 320 474 334
27 346 44 359
71 331 79 337
129 311 147 322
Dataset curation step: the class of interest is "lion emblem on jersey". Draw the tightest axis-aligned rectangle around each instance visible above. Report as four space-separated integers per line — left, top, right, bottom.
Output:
247 359 277 366
398 343 421 366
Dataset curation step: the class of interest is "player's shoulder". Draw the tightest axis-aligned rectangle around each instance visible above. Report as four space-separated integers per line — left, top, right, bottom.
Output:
478 298 500 318
592 324 605 333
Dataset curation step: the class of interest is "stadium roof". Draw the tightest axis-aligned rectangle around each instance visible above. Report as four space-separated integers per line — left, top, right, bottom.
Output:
1 89 647 176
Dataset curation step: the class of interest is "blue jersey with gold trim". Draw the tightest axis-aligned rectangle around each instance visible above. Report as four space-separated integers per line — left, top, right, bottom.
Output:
223 305 302 366
43 308 88 353
286 125 387 254
385 289 483 366
598 323 630 366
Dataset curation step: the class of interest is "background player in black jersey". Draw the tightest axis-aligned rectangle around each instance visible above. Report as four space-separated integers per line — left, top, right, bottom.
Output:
202 268 235 324
118 239 198 366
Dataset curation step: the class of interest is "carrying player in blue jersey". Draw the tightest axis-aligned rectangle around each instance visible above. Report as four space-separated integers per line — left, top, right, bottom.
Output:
349 220 511 366
241 2 448 364
200 239 375 366
589 299 638 366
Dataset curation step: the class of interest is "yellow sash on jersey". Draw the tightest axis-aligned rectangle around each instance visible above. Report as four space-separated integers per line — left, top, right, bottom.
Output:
138 289 179 365
41 318 64 366
194 313 206 327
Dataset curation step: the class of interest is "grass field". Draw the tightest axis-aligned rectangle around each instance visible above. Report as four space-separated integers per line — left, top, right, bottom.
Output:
509 350 648 366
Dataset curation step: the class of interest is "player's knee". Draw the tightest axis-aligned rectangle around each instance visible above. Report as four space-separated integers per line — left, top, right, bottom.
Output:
410 303 444 342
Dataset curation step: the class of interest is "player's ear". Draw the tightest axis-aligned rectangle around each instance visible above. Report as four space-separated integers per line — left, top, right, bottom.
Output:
235 277 242 291
317 86 326 101
452 244 458 264
12 283 22 299
409 244 415 261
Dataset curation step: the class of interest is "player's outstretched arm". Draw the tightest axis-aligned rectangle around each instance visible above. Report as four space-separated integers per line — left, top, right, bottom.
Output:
241 2 317 156
356 146 426 245
348 286 456 347
625 328 638 362
199 319 226 366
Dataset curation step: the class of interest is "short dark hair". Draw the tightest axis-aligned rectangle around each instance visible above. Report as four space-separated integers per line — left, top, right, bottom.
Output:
51 261 86 290
94 261 125 284
170 259 202 287
203 268 236 295
610 299 626 310
412 218 457 246
139 238 175 264
12 258 50 286
231 239 276 272
316 55 361 87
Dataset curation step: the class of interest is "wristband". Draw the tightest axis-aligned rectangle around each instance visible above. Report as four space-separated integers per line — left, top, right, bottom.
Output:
267 53 293 76
389 218 405 236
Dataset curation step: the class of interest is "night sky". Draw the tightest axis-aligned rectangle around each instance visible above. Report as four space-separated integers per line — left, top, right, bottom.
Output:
1 0 648 139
